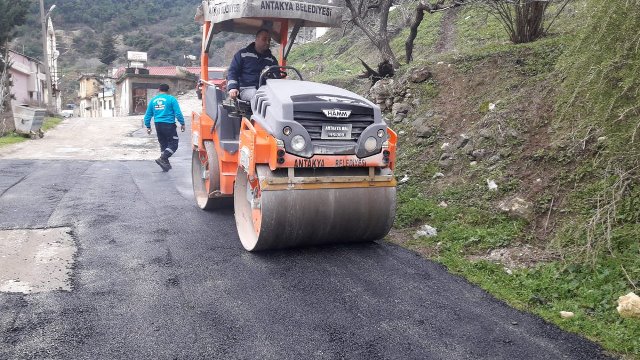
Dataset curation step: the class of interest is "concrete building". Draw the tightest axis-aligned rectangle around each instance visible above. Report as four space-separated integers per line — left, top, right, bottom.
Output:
114 66 198 116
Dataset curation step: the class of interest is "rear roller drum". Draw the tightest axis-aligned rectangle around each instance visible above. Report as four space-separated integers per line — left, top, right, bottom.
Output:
192 141 229 210
234 165 396 251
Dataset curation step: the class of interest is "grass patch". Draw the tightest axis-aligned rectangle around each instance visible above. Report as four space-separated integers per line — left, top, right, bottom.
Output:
0 133 27 147
41 117 63 132
395 185 640 357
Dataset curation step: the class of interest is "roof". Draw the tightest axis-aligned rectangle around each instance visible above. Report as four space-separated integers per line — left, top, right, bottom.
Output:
114 66 204 79
197 0 344 41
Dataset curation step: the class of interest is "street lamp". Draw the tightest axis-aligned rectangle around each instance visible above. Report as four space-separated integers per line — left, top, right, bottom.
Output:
39 1 56 110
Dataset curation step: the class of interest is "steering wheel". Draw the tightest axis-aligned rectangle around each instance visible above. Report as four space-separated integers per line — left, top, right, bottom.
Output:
258 65 304 89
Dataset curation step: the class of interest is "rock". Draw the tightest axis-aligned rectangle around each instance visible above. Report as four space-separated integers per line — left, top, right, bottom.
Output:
416 125 434 138
461 141 474 155
393 113 406 123
478 128 493 139
441 142 451 151
409 67 432 83
438 201 448 208
486 179 498 191
560 311 575 319
414 224 437 238
385 98 394 108
456 135 470 149
470 161 477 166
488 103 496 111
498 197 533 219
439 153 453 168
499 148 512 158
433 172 445 179
392 102 412 117
398 130 406 136
471 149 487 159
399 174 410 184
487 154 501 165
617 292 640 319
504 267 513 275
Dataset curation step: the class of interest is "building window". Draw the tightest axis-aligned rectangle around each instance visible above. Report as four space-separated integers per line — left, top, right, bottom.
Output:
109 100 113 109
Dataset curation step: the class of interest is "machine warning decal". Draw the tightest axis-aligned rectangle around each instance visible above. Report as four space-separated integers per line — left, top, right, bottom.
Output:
294 159 325 168
336 159 367 167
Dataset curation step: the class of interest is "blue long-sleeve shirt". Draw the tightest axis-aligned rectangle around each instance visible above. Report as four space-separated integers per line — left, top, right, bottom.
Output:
144 93 184 128
227 42 279 91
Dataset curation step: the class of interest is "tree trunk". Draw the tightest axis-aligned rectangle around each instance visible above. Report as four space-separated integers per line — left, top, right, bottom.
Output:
344 0 400 68
404 1 465 64
405 3 427 63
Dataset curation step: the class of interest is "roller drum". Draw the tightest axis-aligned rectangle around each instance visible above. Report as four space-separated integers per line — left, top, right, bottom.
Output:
234 169 396 251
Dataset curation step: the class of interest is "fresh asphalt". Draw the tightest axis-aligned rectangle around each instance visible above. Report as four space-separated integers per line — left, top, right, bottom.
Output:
0 124 612 359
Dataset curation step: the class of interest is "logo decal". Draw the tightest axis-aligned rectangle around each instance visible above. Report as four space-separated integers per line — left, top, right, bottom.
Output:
322 109 352 118
317 96 357 104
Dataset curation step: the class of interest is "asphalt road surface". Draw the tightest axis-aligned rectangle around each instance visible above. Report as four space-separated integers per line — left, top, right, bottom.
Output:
0 94 612 359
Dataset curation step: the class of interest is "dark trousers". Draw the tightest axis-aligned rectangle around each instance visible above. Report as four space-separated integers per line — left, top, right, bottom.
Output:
155 122 178 159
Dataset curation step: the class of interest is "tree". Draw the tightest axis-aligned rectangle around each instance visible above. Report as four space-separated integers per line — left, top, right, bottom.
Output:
0 0 29 113
344 0 400 68
98 32 118 66
484 0 570 44
405 0 467 63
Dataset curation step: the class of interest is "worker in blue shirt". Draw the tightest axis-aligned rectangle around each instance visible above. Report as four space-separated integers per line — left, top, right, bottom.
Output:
144 83 185 172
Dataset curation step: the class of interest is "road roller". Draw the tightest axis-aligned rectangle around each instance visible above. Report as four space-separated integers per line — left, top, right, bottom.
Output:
191 0 398 251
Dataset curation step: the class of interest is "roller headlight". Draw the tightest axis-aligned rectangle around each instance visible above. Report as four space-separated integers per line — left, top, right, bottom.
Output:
364 136 377 152
291 135 306 151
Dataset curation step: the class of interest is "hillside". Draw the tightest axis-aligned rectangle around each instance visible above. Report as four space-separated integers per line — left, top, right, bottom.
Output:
10 0 214 104
288 0 639 357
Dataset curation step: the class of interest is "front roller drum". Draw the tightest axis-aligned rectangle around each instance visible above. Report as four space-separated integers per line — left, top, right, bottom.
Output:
234 167 396 251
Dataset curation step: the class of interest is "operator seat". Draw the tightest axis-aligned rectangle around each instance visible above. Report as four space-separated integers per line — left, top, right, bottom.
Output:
204 85 240 154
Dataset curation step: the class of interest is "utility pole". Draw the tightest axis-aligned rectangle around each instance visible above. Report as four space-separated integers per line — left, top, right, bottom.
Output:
39 0 55 110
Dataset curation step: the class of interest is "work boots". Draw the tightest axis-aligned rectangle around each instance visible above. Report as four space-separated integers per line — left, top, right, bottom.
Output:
155 151 172 172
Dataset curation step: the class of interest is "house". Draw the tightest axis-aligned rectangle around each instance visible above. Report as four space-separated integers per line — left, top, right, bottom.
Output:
77 74 101 117
114 66 199 115
7 50 47 107
8 17 62 113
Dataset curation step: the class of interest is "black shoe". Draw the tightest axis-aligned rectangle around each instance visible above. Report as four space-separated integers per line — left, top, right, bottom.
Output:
155 157 170 172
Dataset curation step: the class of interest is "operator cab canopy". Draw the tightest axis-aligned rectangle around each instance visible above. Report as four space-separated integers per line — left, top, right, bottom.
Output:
196 0 345 59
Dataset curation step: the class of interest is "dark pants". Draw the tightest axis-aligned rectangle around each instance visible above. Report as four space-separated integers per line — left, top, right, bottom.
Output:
155 122 178 159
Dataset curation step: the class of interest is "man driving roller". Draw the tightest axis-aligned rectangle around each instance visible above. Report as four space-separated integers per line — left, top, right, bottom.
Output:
227 29 280 101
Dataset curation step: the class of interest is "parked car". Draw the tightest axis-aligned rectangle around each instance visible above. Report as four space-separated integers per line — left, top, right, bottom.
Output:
60 109 74 118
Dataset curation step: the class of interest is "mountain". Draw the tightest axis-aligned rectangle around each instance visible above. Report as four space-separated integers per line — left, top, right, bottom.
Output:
13 0 203 69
